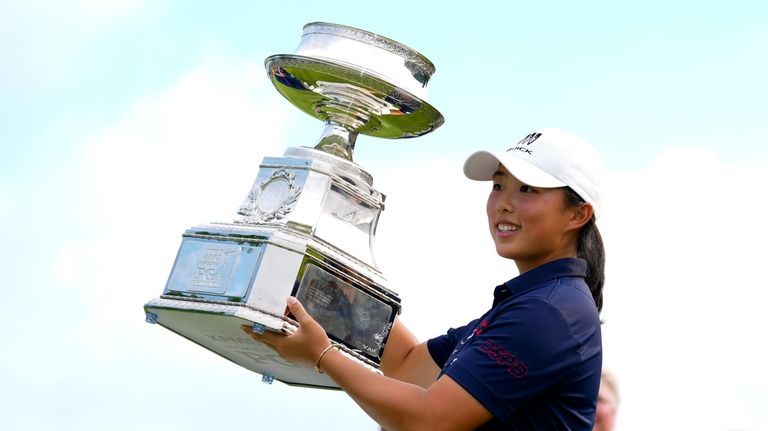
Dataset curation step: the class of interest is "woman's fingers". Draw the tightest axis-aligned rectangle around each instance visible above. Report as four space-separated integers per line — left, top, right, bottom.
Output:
241 324 282 349
239 297 330 367
286 296 311 323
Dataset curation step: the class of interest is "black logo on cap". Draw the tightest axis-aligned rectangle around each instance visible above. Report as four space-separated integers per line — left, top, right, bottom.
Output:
507 132 542 155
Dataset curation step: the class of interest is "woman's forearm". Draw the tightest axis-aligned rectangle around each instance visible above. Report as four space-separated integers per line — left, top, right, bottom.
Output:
379 319 419 375
379 319 440 388
320 347 435 431
320 347 488 431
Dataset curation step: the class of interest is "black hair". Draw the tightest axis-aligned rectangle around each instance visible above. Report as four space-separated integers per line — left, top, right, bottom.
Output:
564 187 605 313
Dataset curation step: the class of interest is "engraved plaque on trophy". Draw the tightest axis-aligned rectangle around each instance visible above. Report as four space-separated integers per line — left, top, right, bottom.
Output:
144 22 443 389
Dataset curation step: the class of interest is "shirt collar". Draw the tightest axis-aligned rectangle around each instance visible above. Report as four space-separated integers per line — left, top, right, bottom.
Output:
492 258 587 307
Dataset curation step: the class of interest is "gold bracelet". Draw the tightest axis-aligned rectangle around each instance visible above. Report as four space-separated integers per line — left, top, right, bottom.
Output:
315 344 337 373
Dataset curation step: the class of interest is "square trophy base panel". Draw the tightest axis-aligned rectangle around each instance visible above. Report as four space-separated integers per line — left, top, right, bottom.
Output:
143 298 380 389
144 222 399 389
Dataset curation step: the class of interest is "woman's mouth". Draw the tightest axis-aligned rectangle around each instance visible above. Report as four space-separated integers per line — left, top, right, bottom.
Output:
497 223 520 233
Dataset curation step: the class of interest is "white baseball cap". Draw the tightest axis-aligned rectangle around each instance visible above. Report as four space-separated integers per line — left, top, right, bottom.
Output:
463 127 604 217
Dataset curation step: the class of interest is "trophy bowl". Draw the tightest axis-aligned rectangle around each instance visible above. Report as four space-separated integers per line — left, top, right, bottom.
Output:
267 22 444 159
144 22 443 390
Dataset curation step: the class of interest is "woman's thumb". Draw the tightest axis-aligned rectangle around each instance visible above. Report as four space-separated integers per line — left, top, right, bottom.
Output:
287 296 310 322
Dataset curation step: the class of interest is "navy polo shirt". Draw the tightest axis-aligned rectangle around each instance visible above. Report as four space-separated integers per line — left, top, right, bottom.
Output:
427 258 602 430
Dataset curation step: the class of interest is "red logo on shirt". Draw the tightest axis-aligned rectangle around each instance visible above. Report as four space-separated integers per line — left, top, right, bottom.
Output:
479 339 528 378
473 320 489 336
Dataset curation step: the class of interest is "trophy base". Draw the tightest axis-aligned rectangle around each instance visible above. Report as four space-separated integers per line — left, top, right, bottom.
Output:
144 296 380 390
144 219 398 389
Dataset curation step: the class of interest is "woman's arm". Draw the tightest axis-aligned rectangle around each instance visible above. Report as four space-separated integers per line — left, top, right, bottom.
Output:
379 319 441 388
243 297 493 431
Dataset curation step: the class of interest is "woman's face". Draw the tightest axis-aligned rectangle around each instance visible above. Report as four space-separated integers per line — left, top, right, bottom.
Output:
486 164 579 272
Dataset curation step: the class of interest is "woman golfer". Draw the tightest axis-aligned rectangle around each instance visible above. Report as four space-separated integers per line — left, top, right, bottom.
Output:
245 127 605 430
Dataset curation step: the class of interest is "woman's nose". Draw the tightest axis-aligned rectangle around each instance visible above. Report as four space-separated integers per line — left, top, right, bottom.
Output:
495 193 514 213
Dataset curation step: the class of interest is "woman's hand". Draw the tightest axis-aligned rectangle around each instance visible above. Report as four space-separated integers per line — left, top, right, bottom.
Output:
242 296 331 368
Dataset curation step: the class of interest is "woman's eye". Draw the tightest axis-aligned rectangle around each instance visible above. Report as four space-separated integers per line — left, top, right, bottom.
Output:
520 185 534 193
492 183 502 191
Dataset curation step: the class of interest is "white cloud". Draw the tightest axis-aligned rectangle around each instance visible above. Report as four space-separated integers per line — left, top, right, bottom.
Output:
369 146 768 430
53 240 90 284
0 57 295 399
25 56 386 431
82 57 290 218
372 158 512 337
598 147 768 430
57 56 293 345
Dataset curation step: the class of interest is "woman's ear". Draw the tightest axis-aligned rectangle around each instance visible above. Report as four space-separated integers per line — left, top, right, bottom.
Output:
568 203 594 230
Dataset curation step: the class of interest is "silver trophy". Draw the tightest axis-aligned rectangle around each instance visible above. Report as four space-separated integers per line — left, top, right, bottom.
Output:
144 22 443 389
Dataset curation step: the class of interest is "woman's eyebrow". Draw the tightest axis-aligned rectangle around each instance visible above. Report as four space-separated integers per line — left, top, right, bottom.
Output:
492 169 507 178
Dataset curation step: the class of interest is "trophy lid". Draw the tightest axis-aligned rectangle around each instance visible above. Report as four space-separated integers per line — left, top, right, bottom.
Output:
265 22 444 160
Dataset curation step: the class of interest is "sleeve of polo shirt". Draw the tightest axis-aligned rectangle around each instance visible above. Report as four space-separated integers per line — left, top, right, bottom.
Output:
441 298 580 421
427 320 477 368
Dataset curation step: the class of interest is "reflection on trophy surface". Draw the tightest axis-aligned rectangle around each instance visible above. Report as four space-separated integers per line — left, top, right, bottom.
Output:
143 22 443 389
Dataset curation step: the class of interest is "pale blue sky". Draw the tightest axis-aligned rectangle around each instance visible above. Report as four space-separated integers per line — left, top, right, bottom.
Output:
2 1 767 430
4 1 767 170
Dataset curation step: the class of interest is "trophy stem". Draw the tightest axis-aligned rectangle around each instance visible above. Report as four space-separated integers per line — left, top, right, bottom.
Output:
314 123 358 160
